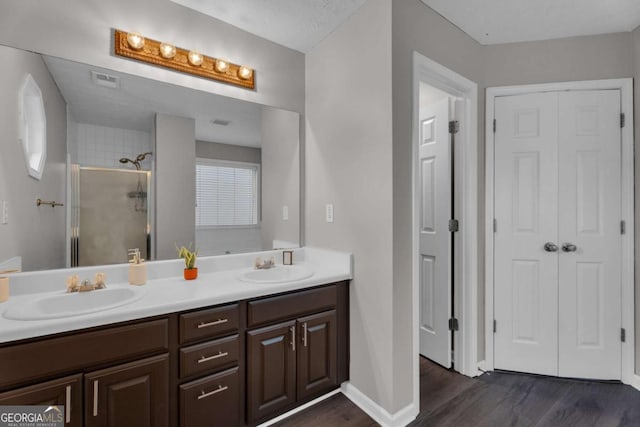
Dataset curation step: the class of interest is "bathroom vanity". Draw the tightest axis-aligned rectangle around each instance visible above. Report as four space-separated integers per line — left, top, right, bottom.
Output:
0 248 352 427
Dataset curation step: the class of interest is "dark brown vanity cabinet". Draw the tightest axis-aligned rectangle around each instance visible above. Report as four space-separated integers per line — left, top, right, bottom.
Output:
0 281 348 427
246 284 347 424
85 354 169 427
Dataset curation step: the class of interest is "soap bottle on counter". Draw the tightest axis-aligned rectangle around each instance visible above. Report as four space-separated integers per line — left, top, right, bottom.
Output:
128 248 147 286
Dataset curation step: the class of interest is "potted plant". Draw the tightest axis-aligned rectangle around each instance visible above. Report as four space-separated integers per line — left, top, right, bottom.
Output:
177 244 198 280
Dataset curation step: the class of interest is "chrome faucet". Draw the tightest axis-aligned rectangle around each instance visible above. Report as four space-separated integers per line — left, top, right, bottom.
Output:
254 256 276 270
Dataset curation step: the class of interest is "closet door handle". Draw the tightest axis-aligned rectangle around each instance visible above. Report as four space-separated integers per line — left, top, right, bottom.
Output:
562 243 577 252
543 242 558 252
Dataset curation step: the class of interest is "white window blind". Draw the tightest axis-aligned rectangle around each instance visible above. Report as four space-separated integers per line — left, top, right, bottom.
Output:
196 159 259 227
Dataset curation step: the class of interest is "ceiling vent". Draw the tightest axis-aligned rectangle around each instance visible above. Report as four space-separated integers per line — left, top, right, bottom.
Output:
210 119 231 126
90 71 120 89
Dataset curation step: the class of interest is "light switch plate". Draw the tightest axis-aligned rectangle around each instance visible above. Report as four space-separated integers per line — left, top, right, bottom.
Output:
325 204 334 223
282 205 289 221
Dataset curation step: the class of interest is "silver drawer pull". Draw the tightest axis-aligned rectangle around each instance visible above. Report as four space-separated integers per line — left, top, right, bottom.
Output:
197 318 228 328
197 385 228 400
198 351 229 363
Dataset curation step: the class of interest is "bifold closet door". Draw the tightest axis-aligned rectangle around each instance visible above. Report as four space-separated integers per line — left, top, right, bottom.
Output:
493 92 560 376
557 90 622 380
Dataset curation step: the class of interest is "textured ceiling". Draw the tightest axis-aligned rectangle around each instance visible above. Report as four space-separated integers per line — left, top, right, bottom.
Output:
43 56 263 147
170 0 368 52
421 0 640 45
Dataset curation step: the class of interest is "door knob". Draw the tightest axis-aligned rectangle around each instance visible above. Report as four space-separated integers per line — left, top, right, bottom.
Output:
562 243 577 252
543 242 559 252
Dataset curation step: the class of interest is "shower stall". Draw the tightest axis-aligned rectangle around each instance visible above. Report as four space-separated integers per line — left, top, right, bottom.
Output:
70 165 151 267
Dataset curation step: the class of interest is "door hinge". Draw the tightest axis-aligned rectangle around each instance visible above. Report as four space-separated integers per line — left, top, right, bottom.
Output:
621 220 626 235
493 119 496 133
449 219 459 232
493 320 497 333
621 328 626 343
620 113 625 128
449 120 459 134
493 219 497 233
449 318 459 331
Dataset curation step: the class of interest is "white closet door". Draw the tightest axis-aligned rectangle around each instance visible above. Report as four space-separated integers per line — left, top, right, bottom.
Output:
557 90 622 380
418 98 452 368
494 93 559 376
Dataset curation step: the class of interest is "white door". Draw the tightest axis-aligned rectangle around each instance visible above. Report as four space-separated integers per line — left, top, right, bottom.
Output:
557 90 621 379
494 92 560 376
494 90 622 380
418 98 452 368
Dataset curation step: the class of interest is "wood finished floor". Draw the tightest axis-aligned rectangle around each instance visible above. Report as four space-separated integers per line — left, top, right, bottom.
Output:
274 357 640 427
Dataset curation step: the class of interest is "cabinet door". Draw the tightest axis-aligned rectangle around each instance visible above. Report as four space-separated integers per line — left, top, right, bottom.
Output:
85 354 169 427
247 320 296 423
0 374 82 426
297 310 337 400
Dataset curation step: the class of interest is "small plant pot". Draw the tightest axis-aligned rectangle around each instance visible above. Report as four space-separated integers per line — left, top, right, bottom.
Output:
184 268 198 280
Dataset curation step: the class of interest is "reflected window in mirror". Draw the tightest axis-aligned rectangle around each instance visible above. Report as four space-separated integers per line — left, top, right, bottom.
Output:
195 159 260 227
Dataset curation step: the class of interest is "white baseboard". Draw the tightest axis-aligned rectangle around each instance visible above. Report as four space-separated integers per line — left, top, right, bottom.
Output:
257 388 341 427
631 374 640 392
341 382 419 427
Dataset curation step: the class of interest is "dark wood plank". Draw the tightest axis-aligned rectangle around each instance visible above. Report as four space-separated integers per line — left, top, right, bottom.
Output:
273 393 378 427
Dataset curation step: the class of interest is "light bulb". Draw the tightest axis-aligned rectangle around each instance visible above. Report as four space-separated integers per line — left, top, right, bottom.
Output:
126 32 145 50
238 66 253 80
159 42 176 59
188 51 203 66
215 59 229 73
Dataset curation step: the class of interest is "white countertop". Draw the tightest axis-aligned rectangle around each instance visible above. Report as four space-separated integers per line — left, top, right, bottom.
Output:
0 247 352 344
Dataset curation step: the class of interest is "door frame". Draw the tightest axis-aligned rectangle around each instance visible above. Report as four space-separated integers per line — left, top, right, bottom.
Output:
484 79 635 385
412 50 479 404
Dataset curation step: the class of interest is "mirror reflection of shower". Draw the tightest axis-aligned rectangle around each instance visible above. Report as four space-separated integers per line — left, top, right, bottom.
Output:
119 152 153 213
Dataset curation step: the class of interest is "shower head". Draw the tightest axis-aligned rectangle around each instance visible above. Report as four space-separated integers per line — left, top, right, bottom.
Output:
119 158 130 164
135 152 153 162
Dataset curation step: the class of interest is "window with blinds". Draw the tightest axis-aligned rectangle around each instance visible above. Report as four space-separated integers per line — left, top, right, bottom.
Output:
196 159 260 227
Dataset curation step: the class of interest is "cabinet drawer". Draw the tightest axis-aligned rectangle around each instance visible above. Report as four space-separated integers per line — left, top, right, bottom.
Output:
180 367 240 427
180 334 239 379
247 285 336 327
180 304 239 345
0 319 169 389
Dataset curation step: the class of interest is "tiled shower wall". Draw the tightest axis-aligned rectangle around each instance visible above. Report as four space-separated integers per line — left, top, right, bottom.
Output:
74 122 152 170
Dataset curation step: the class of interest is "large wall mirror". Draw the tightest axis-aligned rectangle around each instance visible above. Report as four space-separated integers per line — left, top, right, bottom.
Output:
0 43 301 273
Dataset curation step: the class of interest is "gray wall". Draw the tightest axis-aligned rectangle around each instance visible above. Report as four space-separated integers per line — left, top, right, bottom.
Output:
306 0 396 413
154 113 195 260
391 1 486 409
261 107 300 249
0 0 305 114
0 45 67 271
633 24 640 374
196 141 261 164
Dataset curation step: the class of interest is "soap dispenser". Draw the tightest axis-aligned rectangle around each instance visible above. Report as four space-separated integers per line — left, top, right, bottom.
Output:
128 248 147 286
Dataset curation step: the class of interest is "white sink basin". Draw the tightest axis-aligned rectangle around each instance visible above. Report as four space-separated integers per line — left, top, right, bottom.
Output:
3 287 145 321
239 265 313 284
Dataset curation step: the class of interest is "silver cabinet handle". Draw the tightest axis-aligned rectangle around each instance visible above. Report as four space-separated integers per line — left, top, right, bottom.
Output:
65 385 71 424
544 242 559 252
290 326 296 351
197 318 228 329
198 351 228 364
562 243 577 252
197 385 228 400
302 323 308 347
92 380 99 417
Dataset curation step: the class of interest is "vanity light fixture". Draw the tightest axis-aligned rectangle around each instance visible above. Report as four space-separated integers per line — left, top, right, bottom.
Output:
159 42 176 59
126 32 145 50
114 29 255 89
